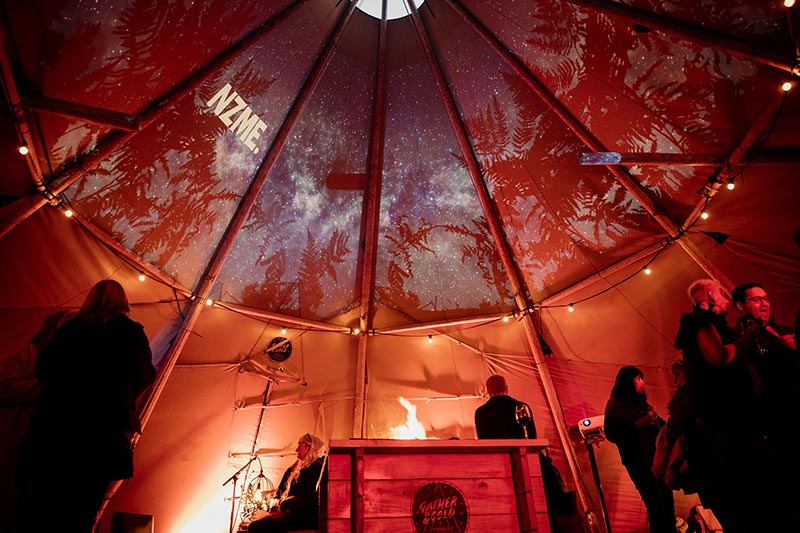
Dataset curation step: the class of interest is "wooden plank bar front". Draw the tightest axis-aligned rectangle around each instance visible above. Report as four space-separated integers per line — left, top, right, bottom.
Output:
326 439 550 533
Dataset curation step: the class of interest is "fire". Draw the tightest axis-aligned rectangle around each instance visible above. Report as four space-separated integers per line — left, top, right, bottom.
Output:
389 397 427 439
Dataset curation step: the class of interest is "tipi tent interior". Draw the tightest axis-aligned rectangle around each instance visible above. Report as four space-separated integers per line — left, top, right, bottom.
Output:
1 0 798 531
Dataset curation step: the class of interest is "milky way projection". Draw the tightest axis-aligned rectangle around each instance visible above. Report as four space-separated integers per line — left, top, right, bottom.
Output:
46 0 782 322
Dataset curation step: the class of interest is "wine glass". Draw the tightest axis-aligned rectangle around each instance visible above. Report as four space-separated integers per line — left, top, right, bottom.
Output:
515 403 532 438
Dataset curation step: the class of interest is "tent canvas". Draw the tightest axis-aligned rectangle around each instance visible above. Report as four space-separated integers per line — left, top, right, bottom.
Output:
1 0 798 531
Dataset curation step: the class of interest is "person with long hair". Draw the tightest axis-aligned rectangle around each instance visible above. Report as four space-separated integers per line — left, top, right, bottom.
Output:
604 366 676 533
0 309 75 530
248 434 327 533
13 280 155 533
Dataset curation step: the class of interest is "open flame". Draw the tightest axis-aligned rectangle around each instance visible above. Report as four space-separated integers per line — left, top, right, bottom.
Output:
388 397 427 439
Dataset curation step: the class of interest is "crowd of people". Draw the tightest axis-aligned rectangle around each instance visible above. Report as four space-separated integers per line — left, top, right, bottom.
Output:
1 274 797 533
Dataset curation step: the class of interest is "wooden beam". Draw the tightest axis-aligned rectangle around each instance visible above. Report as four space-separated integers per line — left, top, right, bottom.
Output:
0 0 309 240
414 0 598 523
24 93 140 131
354 0 389 439
565 0 796 74
580 151 800 166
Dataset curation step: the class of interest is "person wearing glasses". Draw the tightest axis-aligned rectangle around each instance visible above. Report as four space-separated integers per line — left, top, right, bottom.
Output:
731 282 800 527
675 279 798 532
248 434 327 533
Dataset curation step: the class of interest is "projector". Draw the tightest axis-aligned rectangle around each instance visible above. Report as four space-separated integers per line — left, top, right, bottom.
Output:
577 415 605 442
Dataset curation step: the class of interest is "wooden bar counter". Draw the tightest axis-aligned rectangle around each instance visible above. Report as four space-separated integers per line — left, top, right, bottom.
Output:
325 439 550 533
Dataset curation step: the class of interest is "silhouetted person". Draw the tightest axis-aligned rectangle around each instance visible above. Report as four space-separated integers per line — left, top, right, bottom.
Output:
675 278 791 532
731 282 800 528
604 366 675 533
0 310 74 530
474 375 536 439
248 434 327 533
13 280 155 533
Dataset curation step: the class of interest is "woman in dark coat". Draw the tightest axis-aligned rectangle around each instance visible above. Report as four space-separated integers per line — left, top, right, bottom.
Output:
13 280 155 533
248 433 327 533
604 365 675 533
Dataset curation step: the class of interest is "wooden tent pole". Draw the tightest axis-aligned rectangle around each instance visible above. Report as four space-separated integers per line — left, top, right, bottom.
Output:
445 0 732 287
405 0 596 518
0 0 308 240
137 0 354 434
565 0 797 74
679 92 789 260
0 35 46 189
94 1 357 527
353 0 389 439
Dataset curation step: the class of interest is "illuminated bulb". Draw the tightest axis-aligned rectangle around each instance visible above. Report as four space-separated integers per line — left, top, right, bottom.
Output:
427 335 433 344
781 81 793 92
353 327 360 335
726 181 735 191
18 145 29 155
567 304 574 313
644 267 652 275
785 0 796 9
138 273 146 282
700 211 710 220
503 315 509 322
64 209 73 218
205 298 214 306
281 328 287 335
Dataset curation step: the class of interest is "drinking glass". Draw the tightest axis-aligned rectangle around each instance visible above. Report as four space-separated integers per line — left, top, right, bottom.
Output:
515 403 532 438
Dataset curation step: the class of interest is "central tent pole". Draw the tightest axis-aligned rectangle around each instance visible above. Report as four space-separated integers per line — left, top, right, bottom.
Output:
353 0 389 439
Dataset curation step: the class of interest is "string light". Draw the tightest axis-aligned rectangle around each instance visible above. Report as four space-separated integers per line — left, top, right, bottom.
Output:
353 327 361 335
700 212 710 220
138 273 146 282
781 81 793 92
18 144 29 155
643 267 652 275
567 304 574 312
205 298 214 306
64 209 73 218
280 327 287 335
502 315 509 322
726 181 735 191
427 335 433 344
784 1 795 10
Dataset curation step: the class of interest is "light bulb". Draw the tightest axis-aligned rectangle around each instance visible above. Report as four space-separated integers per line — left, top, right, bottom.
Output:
353 327 360 335
503 315 509 322
781 81 793 92
64 209 73 218
205 298 214 306
785 1 795 9
18 145 29 155
138 273 146 282
281 328 287 335
726 182 735 191
644 267 652 275
427 335 433 344
700 212 710 220
567 304 574 313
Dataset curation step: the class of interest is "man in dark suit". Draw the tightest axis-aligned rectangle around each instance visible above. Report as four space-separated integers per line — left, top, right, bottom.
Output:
474 375 536 439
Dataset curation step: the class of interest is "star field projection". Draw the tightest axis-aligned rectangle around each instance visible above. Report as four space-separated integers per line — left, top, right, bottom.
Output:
47 0 779 318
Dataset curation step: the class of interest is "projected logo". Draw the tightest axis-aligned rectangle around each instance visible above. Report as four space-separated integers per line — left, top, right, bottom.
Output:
412 481 468 533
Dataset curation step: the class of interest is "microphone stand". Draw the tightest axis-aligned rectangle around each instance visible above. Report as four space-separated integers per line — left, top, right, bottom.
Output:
224 455 258 533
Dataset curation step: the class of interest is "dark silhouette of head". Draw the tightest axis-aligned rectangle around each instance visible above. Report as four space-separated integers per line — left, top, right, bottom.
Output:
78 279 131 324
486 375 509 396
30 309 76 349
610 365 646 403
